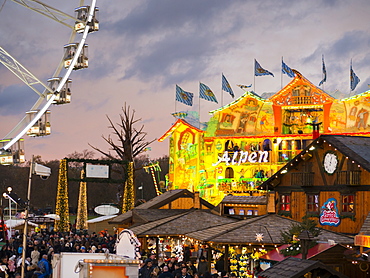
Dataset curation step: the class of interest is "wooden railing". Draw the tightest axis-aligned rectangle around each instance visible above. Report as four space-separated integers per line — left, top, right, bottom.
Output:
336 171 361 186
291 172 314 186
292 96 312 104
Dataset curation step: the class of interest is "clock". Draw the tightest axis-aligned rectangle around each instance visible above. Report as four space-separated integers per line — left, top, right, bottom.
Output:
323 151 338 174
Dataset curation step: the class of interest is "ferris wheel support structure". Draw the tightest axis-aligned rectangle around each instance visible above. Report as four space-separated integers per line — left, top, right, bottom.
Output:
1 0 97 151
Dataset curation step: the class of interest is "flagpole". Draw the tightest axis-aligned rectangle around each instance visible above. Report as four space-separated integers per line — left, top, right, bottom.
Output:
253 61 256 94
175 84 177 114
198 82 201 129
281 57 283 89
349 59 352 97
322 55 325 92
221 73 224 107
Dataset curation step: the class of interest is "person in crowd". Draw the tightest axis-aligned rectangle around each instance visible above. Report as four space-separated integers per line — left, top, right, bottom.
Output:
139 259 155 278
30 246 40 266
196 257 208 278
178 267 192 278
187 261 197 276
158 265 173 278
173 263 182 278
37 254 51 278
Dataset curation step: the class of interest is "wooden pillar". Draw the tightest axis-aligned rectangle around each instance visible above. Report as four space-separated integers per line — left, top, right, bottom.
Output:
156 237 160 258
207 243 212 272
224 245 229 272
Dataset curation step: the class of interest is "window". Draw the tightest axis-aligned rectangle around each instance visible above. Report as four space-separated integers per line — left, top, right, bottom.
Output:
279 194 291 212
307 194 319 214
342 194 355 214
225 167 234 178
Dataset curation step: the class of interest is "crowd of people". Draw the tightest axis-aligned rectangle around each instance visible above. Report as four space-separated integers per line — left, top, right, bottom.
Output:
139 254 236 278
0 229 116 278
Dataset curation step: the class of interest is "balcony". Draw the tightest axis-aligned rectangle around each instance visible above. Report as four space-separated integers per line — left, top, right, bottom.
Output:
336 171 361 186
292 96 312 105
291 172 314 186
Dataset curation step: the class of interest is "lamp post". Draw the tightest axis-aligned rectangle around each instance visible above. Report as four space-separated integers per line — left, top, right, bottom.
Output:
2 186 12 239
21 156 51 278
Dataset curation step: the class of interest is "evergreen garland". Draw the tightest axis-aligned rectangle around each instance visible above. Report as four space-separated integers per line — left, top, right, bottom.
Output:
55 159 70 232
280 215 321 257
122 162 134 213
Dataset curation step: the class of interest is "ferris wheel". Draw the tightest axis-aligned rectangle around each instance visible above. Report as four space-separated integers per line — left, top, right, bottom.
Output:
0 0 99 165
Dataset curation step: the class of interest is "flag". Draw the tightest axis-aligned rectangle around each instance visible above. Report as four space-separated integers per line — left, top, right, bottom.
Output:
255 59 274 77
237 84 252 90
222 74 234 98
282 58 295 78
318 55 327 86
176 85 193 106
350 60 360 91
199 83 218 103
171 111 188 119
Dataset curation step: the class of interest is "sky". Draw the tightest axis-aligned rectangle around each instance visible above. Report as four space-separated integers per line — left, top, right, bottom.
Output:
1 0 370 162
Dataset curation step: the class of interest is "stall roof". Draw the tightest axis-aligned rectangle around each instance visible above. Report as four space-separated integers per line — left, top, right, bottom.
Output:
260 243 347 261
5 219 38 228
221 195 267 205
87 215 117 224
359 212 370 235
258 257 348 278
109 189 214 224
130 209 237 236
185 214 354 245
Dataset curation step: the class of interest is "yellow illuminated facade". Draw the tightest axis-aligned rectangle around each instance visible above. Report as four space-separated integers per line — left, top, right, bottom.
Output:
159 71 370 205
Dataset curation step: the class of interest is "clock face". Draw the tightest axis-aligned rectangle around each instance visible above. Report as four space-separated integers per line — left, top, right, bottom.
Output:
323 152 338 174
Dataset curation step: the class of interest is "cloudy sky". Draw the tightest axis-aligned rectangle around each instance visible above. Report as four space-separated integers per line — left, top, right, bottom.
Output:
1 0 370 162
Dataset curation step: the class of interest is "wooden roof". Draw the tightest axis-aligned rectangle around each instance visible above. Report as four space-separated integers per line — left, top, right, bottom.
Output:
130 209 237 236
359 212 370 235
185 214 354 245
258 257 348 278
158 119 204 142
221 195 267 205
109 189 214 224
263 135 370 188
318 135 370 173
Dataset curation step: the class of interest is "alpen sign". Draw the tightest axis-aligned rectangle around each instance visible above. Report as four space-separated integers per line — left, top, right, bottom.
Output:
319 198 340 227
212 150 269 166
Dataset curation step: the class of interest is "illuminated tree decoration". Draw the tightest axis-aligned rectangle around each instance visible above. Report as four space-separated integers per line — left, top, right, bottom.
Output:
76 169 88 231
143 162 162 195
122 162 134 213
55 159 70 232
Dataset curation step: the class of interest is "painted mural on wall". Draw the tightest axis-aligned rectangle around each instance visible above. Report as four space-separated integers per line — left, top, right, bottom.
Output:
344 92 370 131
329 101 346 133
206 95 275 137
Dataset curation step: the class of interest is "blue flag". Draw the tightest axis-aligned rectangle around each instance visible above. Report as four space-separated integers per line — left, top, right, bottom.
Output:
237 84 252 90
318 55 327 86
171 111 188 119
282 58 295 78
176 85 193 106
199 83 218 103
222 74 234 98
255 59 274 77
350 61 360 91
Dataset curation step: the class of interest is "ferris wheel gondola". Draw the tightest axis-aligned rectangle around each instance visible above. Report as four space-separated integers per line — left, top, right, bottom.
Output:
0 0 98 164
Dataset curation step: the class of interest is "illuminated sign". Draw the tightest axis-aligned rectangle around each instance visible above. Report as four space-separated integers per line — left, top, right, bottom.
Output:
354 235 370 248
319 198 340 227
212 151 269 166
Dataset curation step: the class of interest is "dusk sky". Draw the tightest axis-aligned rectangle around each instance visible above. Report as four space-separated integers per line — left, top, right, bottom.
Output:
1 0 370 162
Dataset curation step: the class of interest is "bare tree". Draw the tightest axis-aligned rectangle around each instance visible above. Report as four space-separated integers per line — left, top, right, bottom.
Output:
88 103 156 210
89 103 156 163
